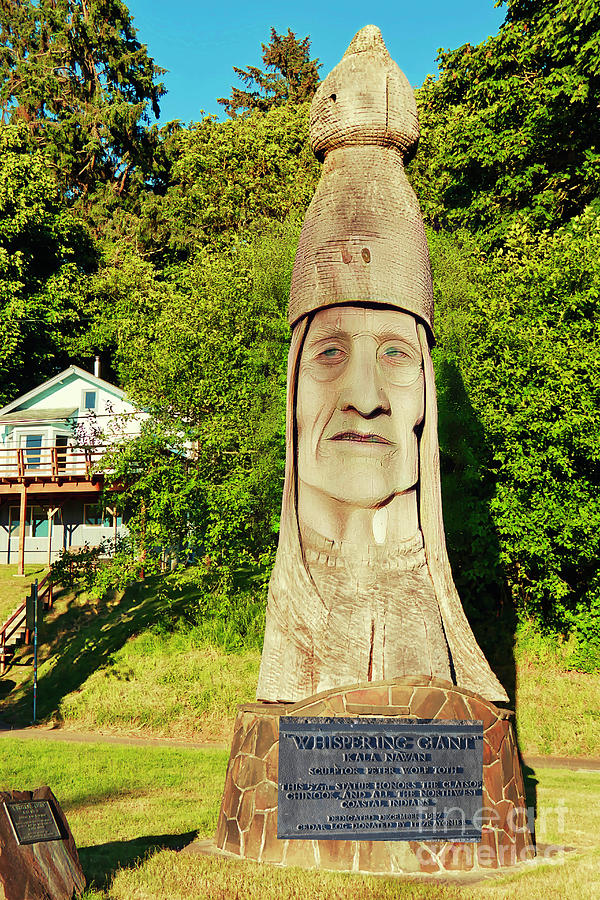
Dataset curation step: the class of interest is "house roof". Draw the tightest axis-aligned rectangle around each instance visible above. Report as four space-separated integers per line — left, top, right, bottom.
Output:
0 366 129 416
0 407 77 424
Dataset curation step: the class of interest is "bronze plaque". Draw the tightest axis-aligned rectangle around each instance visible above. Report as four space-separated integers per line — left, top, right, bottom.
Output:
278 718 483 841
4 800 62 845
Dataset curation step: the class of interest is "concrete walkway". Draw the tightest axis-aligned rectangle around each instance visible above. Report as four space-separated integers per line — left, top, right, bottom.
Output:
523 754 600 772
0 723 228 751
1 724 600 770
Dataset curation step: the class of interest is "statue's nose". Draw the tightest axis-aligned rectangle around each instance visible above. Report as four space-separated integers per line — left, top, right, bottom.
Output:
338 349 391 417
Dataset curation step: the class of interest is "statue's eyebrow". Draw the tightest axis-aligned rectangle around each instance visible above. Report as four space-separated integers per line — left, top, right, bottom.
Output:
305 321 420 349
305 323 348 343
374 328 420 349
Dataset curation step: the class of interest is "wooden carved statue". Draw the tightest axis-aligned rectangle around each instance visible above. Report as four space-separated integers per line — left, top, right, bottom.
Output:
256 25 508 704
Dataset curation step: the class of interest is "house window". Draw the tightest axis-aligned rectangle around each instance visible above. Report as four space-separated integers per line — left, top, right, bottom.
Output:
82 390 97 412
83 504 122 528
9 506 61 537
24 434 43 469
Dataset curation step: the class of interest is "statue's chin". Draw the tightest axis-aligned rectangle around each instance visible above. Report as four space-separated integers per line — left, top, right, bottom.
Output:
299 481 392 510
298 470 418 511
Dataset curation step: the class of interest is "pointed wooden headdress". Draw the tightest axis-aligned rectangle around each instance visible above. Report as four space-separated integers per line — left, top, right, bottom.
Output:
289 24 434 339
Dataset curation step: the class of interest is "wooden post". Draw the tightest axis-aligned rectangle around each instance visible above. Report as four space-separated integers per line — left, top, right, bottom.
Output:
17 484 27 576
46 506 60 569
139 501 146 580
47 509 53 569
32 579 38 724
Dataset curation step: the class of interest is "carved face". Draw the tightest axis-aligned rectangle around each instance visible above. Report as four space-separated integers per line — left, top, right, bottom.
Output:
296 306 425 509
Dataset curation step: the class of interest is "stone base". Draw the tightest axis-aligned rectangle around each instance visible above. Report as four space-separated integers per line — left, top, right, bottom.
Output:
215 676 535 874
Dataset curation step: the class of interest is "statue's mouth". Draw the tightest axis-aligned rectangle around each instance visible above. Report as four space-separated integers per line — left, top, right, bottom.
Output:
330 431 392 444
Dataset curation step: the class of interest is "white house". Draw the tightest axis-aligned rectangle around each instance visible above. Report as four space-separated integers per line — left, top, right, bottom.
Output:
0 362 144 571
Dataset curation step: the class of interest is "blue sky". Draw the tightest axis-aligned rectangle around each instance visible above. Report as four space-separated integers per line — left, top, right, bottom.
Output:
126 0 506 124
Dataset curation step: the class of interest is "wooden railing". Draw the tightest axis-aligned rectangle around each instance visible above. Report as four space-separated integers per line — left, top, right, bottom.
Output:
0 572 53 674
0 602 27 674
38 571 54 611
0 445 108 479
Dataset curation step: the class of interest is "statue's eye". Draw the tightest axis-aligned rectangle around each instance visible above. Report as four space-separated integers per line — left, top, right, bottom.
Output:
379 343 422 384
319 347 345 361
383 346 409 361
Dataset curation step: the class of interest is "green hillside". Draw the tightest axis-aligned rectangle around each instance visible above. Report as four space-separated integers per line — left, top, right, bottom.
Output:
1 570 598 759
1 571 259 742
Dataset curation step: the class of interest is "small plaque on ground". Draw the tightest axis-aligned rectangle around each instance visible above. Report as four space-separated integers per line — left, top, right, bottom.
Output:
278 718 483 842
4 799 62 845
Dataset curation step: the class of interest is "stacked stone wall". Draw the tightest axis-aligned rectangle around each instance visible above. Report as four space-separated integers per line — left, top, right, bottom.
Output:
216 676 535 873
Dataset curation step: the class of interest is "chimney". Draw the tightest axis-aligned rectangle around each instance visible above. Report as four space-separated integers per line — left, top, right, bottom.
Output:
94 355 101 378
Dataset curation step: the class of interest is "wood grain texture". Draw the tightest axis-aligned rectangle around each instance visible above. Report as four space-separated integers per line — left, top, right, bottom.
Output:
257 26 508 705
289 146 434 332
289 25 432 333
309 25 419 162
257 325 508 703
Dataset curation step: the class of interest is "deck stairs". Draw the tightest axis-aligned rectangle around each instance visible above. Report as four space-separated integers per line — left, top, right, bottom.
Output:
0 573 53 675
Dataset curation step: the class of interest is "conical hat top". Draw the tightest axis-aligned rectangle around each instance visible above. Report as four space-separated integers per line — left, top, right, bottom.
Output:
310 24 419 160
289 25 434 338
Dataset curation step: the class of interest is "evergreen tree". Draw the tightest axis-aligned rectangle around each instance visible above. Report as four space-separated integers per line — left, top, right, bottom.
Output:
0 124 95 403
218 27 320 116
0 0 165 196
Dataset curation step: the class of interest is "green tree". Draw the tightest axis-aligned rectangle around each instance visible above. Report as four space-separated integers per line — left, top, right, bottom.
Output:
430 209 600 666
0 0 165 196
92 224 294 544
0 123 95 403
410 0 600 241
98 102 320 262
218 27 320 116
84 224 297 615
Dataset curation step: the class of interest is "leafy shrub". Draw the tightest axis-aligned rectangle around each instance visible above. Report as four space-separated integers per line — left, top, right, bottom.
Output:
142 562 268 652
51 543 104 590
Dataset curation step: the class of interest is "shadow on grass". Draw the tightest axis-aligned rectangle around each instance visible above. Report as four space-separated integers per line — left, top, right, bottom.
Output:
521 761 539 844
522 763 539 808
0 678 16 701
0 575 196 726
79 829 198 890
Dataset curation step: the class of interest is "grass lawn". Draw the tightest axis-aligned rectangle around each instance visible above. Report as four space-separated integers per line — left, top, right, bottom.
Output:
0 563 47 626
57 629 260 740
516 655 600 757
0 737 598 899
